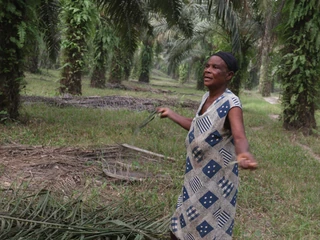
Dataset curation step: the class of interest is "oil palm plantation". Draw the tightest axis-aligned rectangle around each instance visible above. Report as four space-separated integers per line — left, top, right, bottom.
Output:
0 0 239 119
95 0 193 85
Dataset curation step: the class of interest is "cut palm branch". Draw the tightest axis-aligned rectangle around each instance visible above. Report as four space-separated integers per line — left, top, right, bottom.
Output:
134 110 158 134
0 188 170 239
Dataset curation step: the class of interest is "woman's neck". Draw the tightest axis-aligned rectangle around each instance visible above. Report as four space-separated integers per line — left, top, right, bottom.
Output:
208 87 226 101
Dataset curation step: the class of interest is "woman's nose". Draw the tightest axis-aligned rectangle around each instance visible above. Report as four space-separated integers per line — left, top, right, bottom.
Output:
204 67 211 73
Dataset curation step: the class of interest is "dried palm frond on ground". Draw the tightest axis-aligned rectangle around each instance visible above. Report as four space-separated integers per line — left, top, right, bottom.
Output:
0 188 170 239
21 95 199 111
0 144 173 193
0 144 174 239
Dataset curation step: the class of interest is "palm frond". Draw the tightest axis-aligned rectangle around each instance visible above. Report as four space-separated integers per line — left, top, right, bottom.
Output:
0 188 170 239
38 0 61 61
95 0 149 55
148 0 183 25
95 0 191 55
207 0 241 54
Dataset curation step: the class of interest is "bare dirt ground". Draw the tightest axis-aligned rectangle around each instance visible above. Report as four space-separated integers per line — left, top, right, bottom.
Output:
1 94 189 194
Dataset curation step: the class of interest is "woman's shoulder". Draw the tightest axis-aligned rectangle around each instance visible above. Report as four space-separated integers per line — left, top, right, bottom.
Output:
225 89 237 96
201 91 209 98
200 91 209 102
225 89 242 107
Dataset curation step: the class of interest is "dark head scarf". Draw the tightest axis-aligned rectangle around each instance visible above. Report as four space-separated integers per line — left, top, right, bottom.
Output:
212 51 238 73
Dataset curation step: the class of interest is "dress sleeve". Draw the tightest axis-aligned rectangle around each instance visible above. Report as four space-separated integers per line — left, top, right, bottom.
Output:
215 93 242 120
228 95 242 110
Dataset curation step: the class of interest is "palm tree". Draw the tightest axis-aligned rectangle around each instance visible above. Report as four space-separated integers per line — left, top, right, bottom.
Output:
108 37 125 84
151 1 214 89
257 0 286 97
90 18 115 88
59 0 96 95
138 33 154 83
0 0 60 121
228 1 263 95
0 1 26 122
277 0 320 134
90 26 109 88
25 0 61 73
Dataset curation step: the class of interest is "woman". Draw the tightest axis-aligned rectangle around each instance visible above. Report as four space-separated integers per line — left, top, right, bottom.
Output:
157 52 257 240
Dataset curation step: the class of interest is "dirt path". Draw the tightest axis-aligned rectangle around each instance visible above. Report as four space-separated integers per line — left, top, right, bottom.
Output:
263 96 279 104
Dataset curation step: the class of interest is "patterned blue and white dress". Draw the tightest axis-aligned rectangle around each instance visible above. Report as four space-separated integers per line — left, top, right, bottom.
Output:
170 89 241 240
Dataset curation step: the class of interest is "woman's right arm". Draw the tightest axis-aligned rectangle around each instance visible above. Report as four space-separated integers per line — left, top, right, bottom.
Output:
157 107 193 131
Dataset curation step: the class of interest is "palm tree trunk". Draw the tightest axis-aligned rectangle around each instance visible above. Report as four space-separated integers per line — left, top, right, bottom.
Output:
59 0 92 95
0 1 26 121
228 74 241 96
139 37 153 83
60 52 83 95
26 45 41 74
123 45 133 81
196 57 205 90
280 0 319 134
108 47 123 84
90 32 108 88
91 66 106 88
259 9 273 97
259 54 272 97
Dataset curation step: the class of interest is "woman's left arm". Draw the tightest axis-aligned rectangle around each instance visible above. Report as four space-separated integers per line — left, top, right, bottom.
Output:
228 107 258 169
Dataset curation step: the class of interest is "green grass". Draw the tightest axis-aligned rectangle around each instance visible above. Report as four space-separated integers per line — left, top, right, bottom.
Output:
23 69 203 102
2 69 320 239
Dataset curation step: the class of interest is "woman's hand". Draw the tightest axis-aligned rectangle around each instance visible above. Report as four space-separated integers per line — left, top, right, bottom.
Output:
156 107 173 118
156 107 192 131
237 152 258 169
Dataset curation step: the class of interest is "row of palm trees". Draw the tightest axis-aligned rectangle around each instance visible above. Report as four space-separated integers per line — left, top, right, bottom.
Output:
0 0 320 134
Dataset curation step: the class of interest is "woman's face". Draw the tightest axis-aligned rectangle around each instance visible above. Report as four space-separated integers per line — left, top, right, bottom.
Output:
203 55 233 89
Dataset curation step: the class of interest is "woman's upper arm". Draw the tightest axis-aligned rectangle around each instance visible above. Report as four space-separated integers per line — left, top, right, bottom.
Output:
227 107 246 140
227 107 257 169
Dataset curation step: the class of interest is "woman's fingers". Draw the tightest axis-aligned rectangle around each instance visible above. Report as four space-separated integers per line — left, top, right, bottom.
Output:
238 157 258 170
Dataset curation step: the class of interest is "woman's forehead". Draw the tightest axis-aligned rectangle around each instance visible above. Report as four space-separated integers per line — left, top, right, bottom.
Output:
207 55 227 67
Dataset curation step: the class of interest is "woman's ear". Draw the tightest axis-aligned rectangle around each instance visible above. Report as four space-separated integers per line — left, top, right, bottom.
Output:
226 71 234 81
